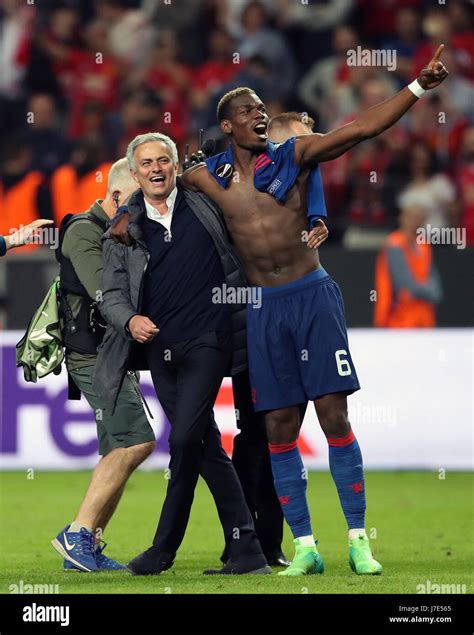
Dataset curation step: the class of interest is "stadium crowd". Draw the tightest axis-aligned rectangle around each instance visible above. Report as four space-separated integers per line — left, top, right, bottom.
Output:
1 0 473 245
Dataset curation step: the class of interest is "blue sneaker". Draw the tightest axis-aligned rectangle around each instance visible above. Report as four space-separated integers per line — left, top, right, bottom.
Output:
52 526 97 572
94 542 126 570
64 541 126 571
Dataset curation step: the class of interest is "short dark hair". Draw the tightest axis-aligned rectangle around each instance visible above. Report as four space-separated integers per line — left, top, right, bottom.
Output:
268 112 315 134
217 87 256 122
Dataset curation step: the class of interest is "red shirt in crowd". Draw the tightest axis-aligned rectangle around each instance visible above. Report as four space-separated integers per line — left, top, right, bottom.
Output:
192 59 241 92
57 49 119 138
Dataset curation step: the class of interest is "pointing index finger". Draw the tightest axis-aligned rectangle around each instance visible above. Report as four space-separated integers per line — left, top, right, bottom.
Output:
429 44 445 69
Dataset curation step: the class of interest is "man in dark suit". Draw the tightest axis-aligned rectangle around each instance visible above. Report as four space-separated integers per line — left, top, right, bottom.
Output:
94 132 270 576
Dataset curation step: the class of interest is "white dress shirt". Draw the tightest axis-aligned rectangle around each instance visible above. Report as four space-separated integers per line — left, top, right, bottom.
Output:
144 187 178 235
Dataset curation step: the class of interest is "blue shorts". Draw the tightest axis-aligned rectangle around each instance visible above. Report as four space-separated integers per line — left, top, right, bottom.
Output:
246 268 360 412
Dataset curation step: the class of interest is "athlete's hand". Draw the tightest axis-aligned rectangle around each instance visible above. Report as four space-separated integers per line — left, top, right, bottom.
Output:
6 219 54 249
417 44 449 89
307 219 329 249
111 211 132 246
128 315 159 344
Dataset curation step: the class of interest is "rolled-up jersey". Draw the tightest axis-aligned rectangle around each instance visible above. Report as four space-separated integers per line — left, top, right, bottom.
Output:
205 138 327 227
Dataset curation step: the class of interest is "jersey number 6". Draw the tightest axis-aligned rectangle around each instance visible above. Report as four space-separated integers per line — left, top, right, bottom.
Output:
335 350 352 376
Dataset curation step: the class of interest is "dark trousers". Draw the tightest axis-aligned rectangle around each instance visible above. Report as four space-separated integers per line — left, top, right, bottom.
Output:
232 371 308 555
145 331 262 559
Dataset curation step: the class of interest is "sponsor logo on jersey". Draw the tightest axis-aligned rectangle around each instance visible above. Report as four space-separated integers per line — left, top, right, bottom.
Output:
216 163 233 179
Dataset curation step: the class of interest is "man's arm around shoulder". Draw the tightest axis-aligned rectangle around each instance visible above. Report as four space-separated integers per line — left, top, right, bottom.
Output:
181 163 207 192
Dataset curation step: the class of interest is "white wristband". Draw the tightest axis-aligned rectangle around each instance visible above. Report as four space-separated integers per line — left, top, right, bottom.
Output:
407 79 426 99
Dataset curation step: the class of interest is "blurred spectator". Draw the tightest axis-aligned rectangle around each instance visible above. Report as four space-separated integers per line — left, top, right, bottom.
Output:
142 0 200 32
447 0 474 81
456 127 474 246
35 5 82 98
278 0 354 32
398 143 457 229
380 7 421 87
0 0 36 99
139 30 192 149
346 137 393 227
403 92 470 169
412 6 474 81
79 101 119 159
23 94 71 175
40 17 119 138
93 0 155 69
277 0 354 71
0 139 51 250
67 20 120 138
298 25 360 130
142 0 203 65
374 200 442 328
447 0 474 37
0 0 36 135
221 0 277 39
238 1 296 100
193 29 240 93
191 29 241 129
51 137 112 223
356 0 422 43
108 88 162 159
381 128 412 221
434 49 474 123
319 78 397 219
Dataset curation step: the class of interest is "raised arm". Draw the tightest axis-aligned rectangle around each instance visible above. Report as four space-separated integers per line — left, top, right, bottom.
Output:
295 45 449 168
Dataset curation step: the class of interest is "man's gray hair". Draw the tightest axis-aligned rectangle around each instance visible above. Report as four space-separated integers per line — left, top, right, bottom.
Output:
126 132 179 170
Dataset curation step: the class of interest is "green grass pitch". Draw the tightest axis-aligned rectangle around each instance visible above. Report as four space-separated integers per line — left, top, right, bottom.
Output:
0 471 472 594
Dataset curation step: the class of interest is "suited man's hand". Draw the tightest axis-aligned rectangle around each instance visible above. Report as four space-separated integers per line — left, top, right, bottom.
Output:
128 315 159 344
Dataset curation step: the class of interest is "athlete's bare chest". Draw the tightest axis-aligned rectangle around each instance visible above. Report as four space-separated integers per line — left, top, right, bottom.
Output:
205 175 306 223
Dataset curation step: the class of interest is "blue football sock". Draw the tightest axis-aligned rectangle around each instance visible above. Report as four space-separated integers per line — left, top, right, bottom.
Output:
327 429 366 529
269 442 313 539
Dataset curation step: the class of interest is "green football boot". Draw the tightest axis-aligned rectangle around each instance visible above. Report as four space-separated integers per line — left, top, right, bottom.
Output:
278 539 324 577
349 535 383 575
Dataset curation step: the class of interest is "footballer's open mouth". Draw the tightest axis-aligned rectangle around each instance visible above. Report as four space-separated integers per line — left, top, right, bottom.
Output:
253 122 268 140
